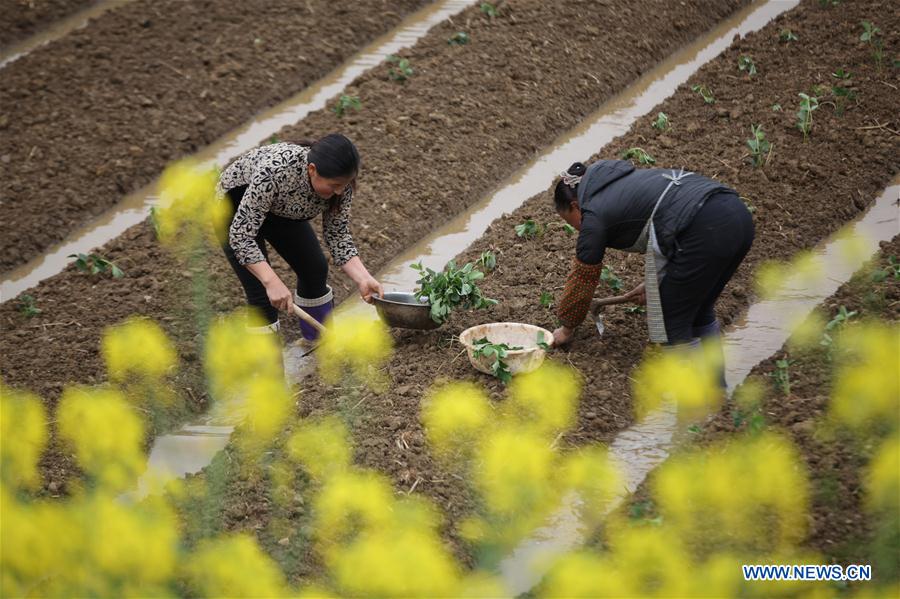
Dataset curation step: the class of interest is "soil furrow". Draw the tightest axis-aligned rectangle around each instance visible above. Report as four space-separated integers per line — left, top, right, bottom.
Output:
0 0 95 48
1 0 749 493
0 0 428 273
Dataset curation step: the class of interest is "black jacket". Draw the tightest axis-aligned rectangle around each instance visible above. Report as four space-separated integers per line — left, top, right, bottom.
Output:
575 160 734 264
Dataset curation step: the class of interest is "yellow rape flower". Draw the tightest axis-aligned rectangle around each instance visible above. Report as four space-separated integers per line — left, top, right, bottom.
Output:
0 383 47 490
865 434 899 515
314 469 394 549
318 311 393 388
232 376 292 457
542 551 624 598
330 527 460 597
632 345 721 422
754 260 789 300
101 317 177 382
557 446 623 525
156 160 223 247
475 427 557 539
505 361 580 436
286 415 352 480
421 382 491 460
830 322 900 432
183 534 289 598
205 308 283 400
653 432 808 554
56 386 145 491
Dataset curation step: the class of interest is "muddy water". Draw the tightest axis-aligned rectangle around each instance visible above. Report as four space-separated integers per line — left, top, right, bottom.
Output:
498 181 899 594
0 0 475 303
0 1 133 69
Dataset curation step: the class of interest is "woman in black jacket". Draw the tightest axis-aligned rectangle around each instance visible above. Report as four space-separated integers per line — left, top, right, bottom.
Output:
551 160 754 378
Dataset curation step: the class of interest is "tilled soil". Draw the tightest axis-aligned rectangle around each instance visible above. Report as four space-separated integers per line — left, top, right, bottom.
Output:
195 0 899 573
0 0 427 273
0 0 94 48
1 0 748 493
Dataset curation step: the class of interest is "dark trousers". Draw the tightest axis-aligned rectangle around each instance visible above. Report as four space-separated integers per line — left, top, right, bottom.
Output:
223 185 329 324
659 191 755 342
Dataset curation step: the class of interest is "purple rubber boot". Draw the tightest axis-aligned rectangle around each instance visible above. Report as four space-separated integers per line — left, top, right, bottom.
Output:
294 286 334 342
692 319 726 390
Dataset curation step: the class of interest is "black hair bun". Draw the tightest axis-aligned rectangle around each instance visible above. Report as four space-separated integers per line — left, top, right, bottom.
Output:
568 162 587 176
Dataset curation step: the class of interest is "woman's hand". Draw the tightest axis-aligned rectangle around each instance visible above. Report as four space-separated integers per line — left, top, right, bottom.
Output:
357 275 383 304
552 325 575 347
624 282 646 305
265 277 294 312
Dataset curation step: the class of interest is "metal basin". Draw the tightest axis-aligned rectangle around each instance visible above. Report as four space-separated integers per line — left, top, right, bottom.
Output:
373 291 440 330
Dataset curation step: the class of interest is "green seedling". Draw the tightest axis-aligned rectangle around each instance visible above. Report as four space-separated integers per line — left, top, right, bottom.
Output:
779 29 798 42
68 253 124 278
820 305 858 347
515 219 543 239
480 2 498 17
832 69 851 80
472 337 522 384
622 147 655 165
738 55 758 77
448 31 470 45
771 103 782 112
539 291 553 308
269 134 280 144
149 205 161 239
830 85 856 116
601 265 624 293
386 55 413 81
746 124 771 168
860 21 884 69
872 256 900 283
796 92 819 141
17 294 41 318
536 331 551 350
651 112 669 131
741 197 757 213
412 260 497 324
332 94 361 117
624 305 646 314
818 0 840 6
478 251 497 271
691 84 715 104
562 223 576 236
772 358 792 396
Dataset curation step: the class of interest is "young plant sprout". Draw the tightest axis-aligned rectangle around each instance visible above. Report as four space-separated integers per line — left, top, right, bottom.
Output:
779 29 798 42
738 55 758 77
820 305 858 347
746 124 771 168
535 330 551 350
691 84 715 104
624 305 646 314
68 253 124 278
478 250 497 271
622 147 655 165
601 265 624 293
771 103 782 112
480 2 498 17
772 358 792 396
515 219 542 239
16 294 41 318
796 92 819 141
448 31 469 45
860 21 884 70
411 260 497 324
539 291 553 308
332 94 361 117
742 197 757 213
651 112 670 131
386 55 413 81
472 337 521 383
562 223 576 236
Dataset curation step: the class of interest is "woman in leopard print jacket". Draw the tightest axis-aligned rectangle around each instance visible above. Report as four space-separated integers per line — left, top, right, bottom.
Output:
218 133 382 340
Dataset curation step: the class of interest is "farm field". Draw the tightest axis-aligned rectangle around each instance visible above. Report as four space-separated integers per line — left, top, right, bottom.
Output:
1 0 898 596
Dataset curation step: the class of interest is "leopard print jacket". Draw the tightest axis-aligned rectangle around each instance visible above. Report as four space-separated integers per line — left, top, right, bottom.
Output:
217 142 359 266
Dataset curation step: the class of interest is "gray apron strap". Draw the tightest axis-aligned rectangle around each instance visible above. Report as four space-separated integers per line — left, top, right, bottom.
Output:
643 169 693 344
